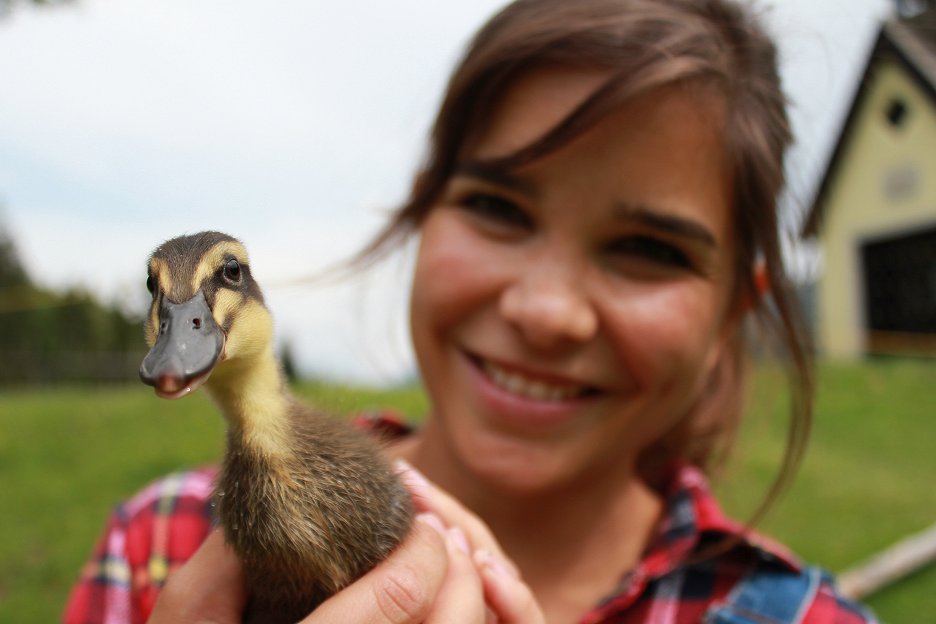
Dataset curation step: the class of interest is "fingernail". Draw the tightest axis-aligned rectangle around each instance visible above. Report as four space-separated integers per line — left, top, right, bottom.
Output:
415 512 446 537
448 526 470 555
394 459 431 493
475 548 517 579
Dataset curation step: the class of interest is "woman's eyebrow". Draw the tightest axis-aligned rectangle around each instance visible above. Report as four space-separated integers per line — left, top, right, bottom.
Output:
452 165 718 247
615 202 717 247
453 162 537 196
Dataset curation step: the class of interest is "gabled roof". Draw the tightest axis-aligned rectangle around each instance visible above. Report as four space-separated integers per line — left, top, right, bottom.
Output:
801 10 936 237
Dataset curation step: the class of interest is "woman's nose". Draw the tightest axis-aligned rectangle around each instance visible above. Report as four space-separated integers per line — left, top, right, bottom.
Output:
498 268 598 350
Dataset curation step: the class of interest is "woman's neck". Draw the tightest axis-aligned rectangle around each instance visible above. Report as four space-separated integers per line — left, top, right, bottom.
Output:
501 478 661 624
400 427 663 621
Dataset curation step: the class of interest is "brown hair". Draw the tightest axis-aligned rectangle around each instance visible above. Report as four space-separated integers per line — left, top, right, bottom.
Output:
359 0 812 518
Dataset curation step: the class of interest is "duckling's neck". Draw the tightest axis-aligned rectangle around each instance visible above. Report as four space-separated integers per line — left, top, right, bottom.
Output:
205 346 293 459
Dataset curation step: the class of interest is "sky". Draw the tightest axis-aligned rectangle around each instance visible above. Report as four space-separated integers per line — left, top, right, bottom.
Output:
0 0 893 384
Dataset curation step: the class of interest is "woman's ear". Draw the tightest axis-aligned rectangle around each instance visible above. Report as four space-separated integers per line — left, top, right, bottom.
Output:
740 262 769 314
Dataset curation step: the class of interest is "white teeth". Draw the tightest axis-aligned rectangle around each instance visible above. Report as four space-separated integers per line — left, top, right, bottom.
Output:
482 361 585 401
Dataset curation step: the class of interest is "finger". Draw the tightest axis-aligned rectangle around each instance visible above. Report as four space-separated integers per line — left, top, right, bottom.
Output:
396 460 519 577
424 527 486 624
475 549 545 624
301 514 449 624
148 529 247 624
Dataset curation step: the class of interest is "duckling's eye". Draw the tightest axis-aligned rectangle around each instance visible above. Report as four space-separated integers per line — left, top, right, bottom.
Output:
145 274 155 295
223 258 242 284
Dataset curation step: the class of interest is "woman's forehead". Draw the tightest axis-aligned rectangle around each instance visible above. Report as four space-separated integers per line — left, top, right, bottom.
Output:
468 66 611 162
465 66 727 165
455 69 735 248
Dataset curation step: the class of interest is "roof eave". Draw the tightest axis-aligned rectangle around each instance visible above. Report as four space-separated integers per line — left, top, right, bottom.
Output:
801 21 936 238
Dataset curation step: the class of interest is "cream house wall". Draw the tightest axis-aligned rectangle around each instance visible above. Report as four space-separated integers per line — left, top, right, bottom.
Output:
818 60 936 357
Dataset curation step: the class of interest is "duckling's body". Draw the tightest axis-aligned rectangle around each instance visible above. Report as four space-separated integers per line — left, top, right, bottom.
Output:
139 232 412 623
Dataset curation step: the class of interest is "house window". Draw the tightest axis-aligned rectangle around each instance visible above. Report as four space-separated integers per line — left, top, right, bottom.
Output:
885 97 909 128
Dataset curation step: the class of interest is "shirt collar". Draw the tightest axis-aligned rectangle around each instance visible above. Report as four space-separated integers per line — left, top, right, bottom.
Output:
641 462 802 578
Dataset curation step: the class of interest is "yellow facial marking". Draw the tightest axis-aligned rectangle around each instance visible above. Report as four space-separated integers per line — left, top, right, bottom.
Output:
144 257 172 346
149 258 172 295
191 241 250 295
214 291 273 361
212 288 243 331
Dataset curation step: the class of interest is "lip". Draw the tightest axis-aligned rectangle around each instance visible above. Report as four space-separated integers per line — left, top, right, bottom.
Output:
462 351 602 430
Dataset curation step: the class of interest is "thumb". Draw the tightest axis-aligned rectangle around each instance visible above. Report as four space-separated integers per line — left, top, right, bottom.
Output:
301 515 450 624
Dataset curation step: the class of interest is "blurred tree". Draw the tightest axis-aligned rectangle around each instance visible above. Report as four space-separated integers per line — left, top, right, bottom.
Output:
0 220 146 384
0 227 29 289
0 0 74 19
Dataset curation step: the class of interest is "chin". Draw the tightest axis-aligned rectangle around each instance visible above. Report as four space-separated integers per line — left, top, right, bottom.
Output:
455 427 582 497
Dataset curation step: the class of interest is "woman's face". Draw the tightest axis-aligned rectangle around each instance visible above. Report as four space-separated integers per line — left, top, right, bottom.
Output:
409 68 738 494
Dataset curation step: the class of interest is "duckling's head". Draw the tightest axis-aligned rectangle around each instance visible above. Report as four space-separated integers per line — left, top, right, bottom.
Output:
140 231 272 400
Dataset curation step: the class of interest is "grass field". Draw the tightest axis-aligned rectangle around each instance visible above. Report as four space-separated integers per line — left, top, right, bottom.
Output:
1 359 933 622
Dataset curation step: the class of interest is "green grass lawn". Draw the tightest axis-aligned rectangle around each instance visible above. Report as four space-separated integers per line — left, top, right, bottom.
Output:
1 360 932 622
716 359 936 621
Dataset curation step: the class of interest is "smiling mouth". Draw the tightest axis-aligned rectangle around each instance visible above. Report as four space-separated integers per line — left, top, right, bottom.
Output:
477 358 598 402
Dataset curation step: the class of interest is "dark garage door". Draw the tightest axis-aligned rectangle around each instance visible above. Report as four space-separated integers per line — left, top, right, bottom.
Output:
861 226 936 353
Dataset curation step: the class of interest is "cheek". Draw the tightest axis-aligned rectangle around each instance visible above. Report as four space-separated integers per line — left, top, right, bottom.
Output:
605 282 724 391
409 214 504 345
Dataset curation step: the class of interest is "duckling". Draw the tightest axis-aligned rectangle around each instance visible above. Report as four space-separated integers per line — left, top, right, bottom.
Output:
138 231 413 623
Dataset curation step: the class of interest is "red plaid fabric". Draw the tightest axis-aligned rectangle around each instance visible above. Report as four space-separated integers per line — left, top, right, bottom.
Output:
584 466 876 623
63 414 874 623
63 467 218 624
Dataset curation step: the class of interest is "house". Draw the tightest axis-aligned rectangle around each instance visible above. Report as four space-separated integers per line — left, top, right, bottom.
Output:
803 3 936 357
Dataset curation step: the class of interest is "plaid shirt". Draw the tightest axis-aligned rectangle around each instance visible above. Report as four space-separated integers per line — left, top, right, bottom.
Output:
64 413 875 624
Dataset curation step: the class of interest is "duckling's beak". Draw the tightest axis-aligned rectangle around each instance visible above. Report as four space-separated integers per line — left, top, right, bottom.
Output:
140 290 225 400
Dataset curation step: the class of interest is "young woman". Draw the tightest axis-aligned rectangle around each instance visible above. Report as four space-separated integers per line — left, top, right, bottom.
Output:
66 0 876 622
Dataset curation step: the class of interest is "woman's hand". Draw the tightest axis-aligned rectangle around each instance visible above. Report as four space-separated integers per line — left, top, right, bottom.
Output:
396 460 545 624
306 514 485 623
148 519 455 624
148 517 515 623
149 466 544 623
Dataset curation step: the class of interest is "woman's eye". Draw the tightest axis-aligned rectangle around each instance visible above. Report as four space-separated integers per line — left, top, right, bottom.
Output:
223 258 242 283
460 193 532 229
608 236 691 269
